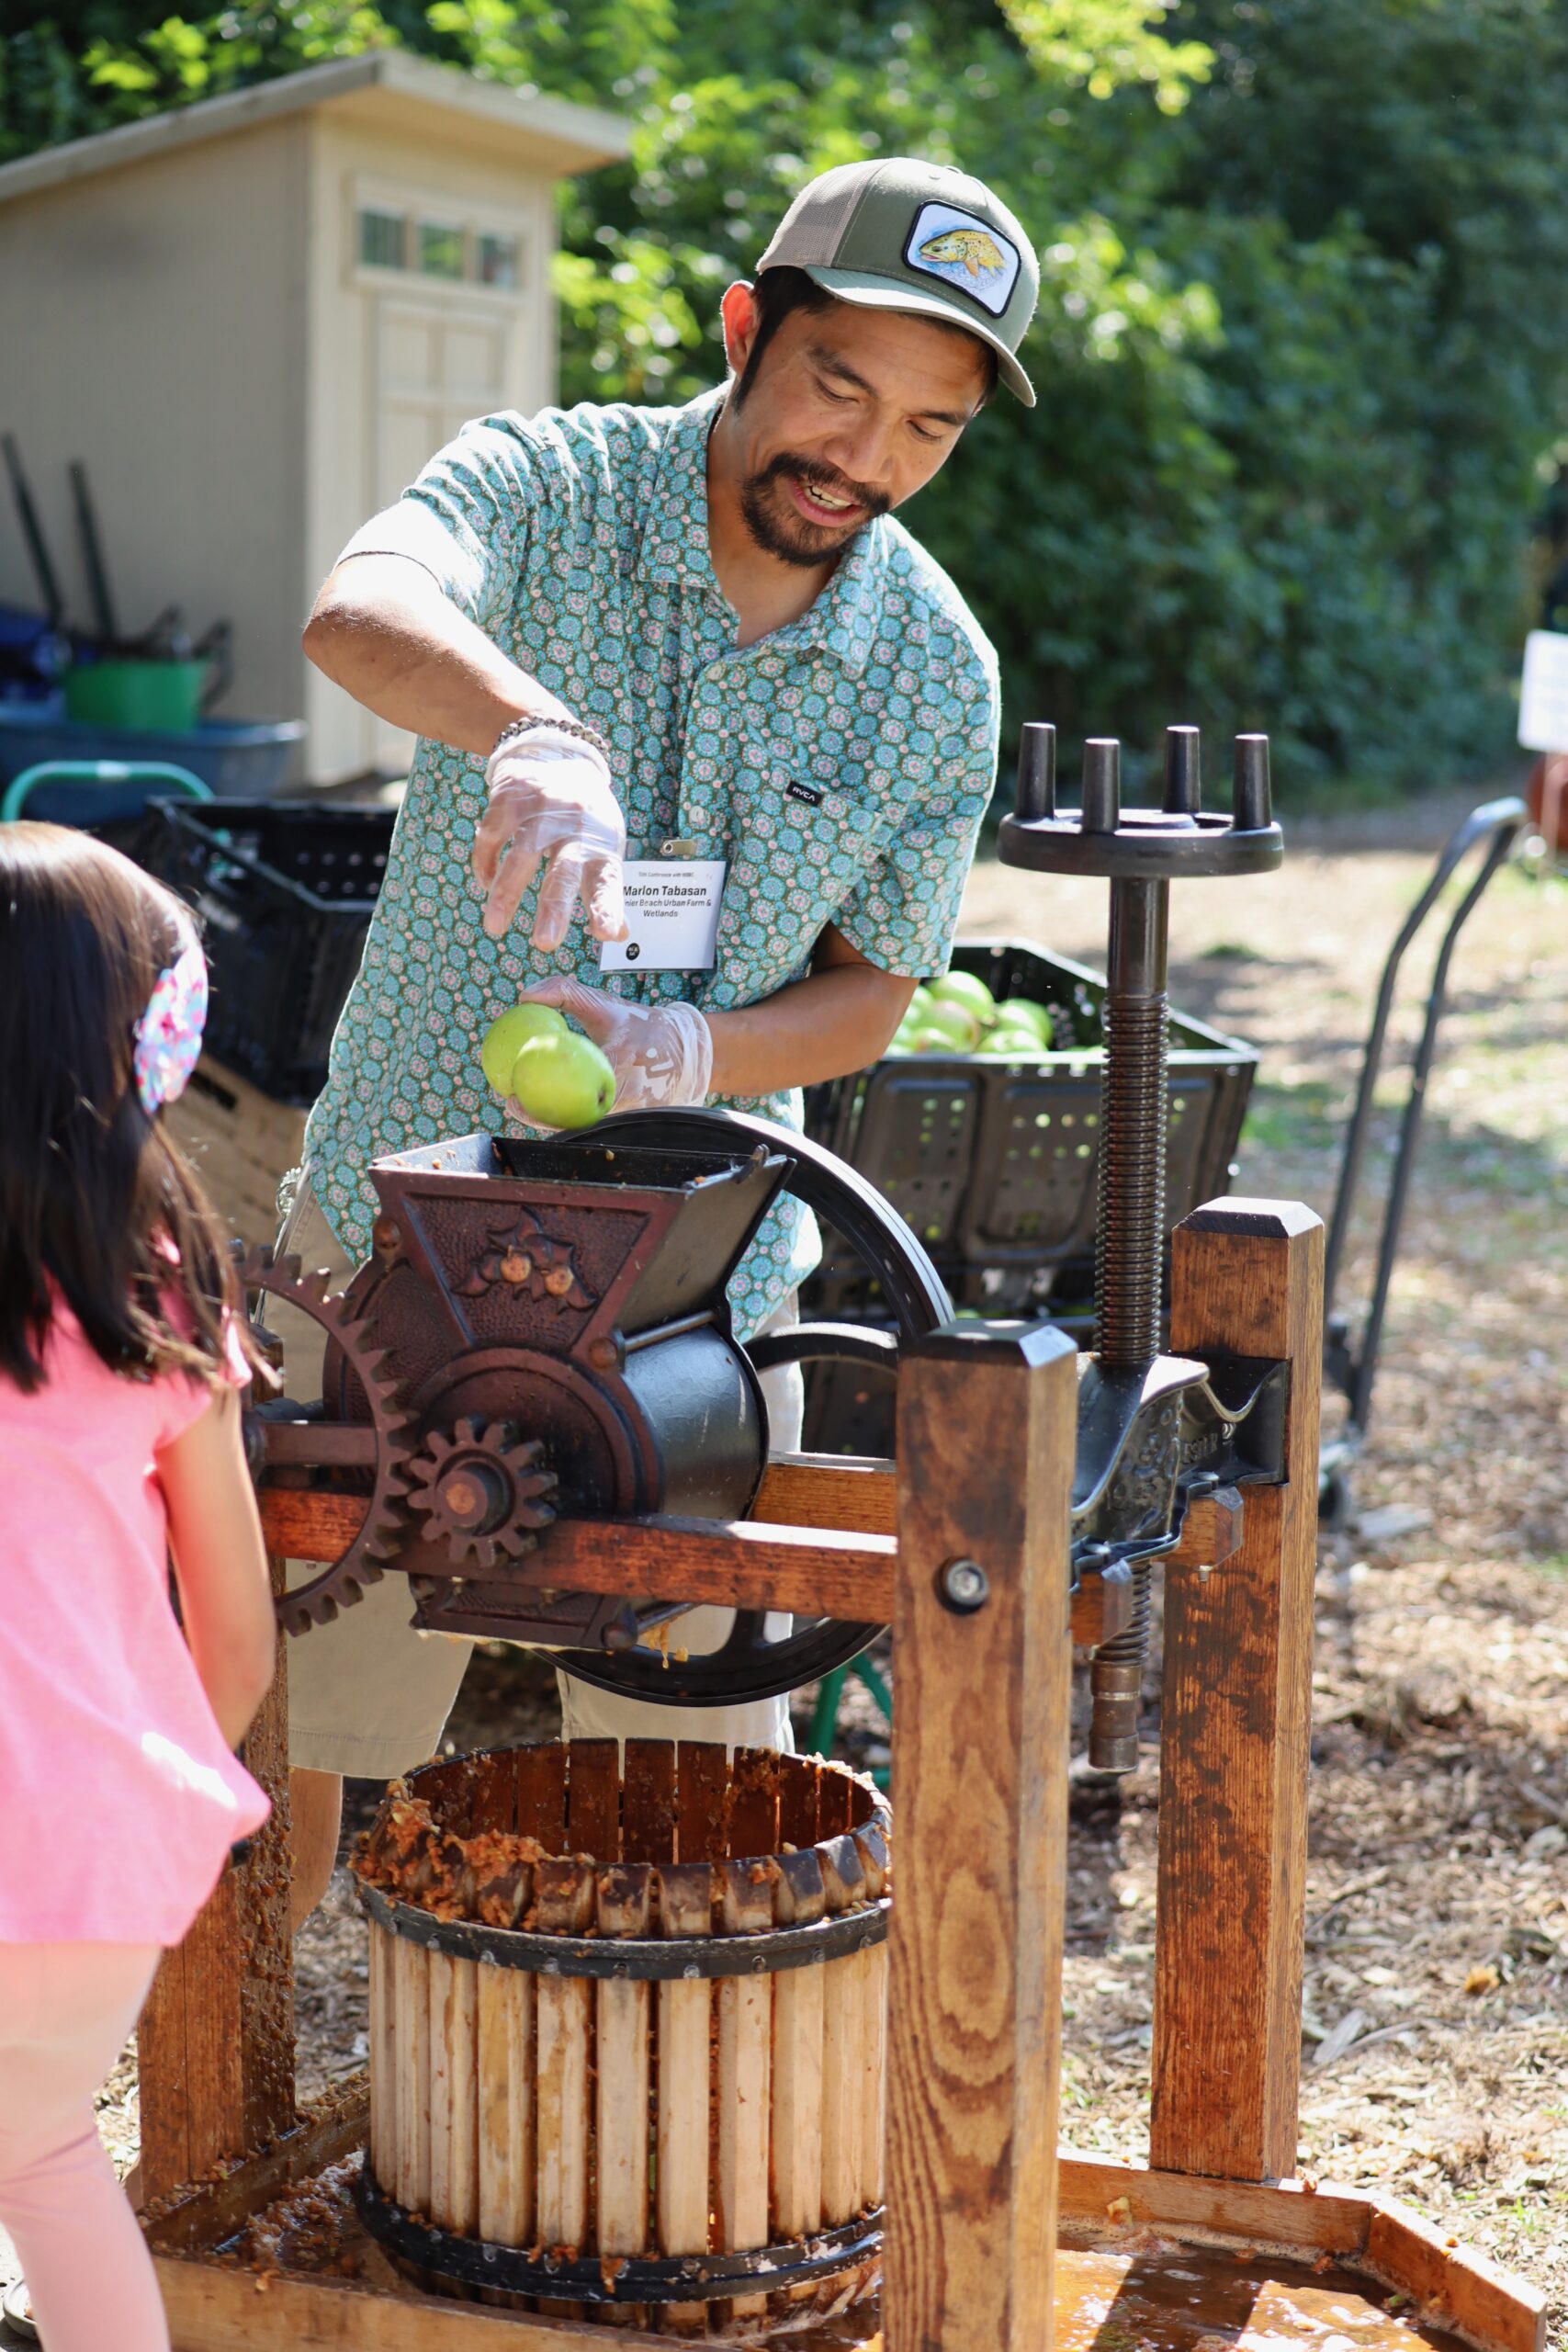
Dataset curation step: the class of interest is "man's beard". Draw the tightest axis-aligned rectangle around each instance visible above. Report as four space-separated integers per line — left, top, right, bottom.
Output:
738 454 891 569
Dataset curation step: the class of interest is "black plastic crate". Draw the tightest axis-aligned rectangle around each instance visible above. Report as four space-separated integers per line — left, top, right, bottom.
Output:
135 797 393 1103
802 936 1256 1290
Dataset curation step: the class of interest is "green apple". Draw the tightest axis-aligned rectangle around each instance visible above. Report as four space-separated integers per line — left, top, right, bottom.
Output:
929 970 996 1025
909 1026 966 1055
998 998 1054 1045
915 998 981 1051
509 1030 616 1128
480 1003 570 1096
979 1026 1047 1057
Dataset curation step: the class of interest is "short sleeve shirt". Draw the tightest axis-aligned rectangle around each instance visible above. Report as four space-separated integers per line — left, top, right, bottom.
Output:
0 1302 268 1944
305 388 999 1339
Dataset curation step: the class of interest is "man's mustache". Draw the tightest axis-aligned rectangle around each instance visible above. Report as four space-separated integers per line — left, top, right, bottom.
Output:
751 454 891 520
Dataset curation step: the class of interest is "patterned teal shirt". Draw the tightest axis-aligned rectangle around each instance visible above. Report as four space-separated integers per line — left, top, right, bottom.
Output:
305 387 999 1338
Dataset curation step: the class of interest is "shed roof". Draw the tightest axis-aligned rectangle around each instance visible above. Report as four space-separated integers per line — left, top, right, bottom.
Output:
0 51 632 208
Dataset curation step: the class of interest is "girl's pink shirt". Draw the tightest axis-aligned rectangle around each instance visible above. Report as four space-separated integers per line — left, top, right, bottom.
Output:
0 1301 270 1943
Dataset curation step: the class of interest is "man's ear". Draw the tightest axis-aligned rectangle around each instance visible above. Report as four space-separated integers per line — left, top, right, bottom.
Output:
719 280 761 380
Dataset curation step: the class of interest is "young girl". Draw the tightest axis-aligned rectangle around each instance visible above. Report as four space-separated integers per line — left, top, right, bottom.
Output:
0 824 278 2352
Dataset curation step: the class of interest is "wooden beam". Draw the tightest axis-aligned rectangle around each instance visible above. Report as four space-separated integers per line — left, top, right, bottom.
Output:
1069 1566 1133 1649
1055 2148 1369 2256
1150 1201 1324 2184
156 2256 886 2351
138 1553 296 2202
261 1456 899 1552
257 1487 367 1557
1364 2201 1548 2352
886 1319 1077 2352
155 2260 652 2351
757 1452 895 1533
143 2077 369 2256
529 1513 894 1618
257 1491 896 1620
1167 1483 1245 1574
259 1462 1233 1642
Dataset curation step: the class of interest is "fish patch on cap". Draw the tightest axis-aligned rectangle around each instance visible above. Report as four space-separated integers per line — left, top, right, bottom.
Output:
904 199 1021 319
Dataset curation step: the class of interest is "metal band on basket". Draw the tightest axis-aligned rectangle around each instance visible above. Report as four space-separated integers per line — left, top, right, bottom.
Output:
357 1875 888 1978
354 2162 883 2304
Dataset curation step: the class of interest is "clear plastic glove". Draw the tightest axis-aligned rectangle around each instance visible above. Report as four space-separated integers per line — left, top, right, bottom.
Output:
509 976 713 1122
472 726 628 951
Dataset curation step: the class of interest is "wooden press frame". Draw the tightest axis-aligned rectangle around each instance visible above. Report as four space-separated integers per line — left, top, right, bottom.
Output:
135 1201 1547 2352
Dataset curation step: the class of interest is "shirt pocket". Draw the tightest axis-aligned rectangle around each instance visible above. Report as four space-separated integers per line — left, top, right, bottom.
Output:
714 771 891 987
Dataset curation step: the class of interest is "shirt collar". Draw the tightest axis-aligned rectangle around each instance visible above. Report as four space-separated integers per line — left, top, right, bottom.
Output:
637 387 886 676
637 388 728 605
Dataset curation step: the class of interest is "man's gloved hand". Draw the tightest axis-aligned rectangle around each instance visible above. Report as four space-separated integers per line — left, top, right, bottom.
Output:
509 977 714 1121
472 725 629 952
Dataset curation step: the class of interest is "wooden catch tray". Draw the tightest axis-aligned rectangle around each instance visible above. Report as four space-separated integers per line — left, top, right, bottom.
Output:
142 2078 1539 2352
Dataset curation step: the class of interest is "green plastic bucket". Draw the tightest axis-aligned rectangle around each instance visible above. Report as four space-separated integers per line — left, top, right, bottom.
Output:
64 659 209 734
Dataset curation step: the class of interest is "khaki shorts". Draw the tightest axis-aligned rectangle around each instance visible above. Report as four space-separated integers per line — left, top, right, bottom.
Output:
275 1178 803 1778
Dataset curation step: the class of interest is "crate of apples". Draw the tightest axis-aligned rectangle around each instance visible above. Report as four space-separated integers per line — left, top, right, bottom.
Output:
887 971 1055 1059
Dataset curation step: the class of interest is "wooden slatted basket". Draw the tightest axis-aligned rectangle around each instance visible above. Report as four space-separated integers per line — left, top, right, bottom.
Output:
352 1738 891 2334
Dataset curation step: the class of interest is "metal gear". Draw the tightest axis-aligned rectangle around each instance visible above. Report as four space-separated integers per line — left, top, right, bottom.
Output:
404 1417 558 1571
240 1247 417 1636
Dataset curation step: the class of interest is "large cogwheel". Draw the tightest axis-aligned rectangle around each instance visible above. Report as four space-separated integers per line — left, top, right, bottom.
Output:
241 1247 417 1636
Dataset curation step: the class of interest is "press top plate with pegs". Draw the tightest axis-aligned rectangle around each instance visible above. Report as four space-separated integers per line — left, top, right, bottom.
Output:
998 723 1284 877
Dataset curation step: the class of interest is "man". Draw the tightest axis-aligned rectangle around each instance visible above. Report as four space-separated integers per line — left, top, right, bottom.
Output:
283 156 1039 1917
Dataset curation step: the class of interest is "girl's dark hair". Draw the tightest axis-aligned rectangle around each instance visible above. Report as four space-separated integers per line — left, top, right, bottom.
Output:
0 823 264 1395
733 264 998 407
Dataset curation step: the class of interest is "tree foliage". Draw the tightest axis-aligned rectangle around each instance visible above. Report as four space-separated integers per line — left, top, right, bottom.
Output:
5 0 1566 789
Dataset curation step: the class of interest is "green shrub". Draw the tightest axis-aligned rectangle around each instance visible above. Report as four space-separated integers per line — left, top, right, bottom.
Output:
7 0 1566 794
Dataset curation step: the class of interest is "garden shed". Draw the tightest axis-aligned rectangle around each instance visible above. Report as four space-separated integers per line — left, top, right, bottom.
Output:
0 54 629 782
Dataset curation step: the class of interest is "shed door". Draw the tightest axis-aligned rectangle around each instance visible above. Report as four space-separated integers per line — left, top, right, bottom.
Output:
373 293 510 508
366 294 511 775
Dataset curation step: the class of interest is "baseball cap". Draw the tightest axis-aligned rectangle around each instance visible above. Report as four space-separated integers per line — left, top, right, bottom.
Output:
756 158 1038 408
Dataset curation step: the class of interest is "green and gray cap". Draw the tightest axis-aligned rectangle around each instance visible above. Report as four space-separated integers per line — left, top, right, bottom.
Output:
756 157 1038 408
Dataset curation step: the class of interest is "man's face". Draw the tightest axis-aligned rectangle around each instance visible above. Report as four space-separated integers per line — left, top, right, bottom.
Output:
721 285 991 568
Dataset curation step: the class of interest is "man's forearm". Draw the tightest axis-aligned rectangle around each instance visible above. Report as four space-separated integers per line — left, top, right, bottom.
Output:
705 960 917 1098
302 554 571 757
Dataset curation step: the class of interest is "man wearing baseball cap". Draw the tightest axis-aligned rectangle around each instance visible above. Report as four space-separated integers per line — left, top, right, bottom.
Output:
283 159 1039 1917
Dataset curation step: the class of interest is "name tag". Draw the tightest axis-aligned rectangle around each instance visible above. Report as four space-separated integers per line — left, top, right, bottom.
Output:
599 859 727 972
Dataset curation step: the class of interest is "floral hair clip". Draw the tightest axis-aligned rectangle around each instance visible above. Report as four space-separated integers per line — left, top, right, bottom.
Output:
133 911 209 1116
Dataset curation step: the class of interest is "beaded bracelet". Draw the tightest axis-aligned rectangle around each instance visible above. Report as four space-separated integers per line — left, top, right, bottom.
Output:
491 712 612 763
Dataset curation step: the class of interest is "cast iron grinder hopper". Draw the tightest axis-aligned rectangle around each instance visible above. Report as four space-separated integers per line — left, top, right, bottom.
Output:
246 1121 954 1706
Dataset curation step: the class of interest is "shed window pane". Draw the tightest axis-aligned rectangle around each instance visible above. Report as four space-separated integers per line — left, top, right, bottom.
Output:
477 232 520 288
419 221 466 279
358 208 406 270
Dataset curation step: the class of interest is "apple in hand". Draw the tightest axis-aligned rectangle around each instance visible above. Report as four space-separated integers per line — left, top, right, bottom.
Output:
480 1003 569 1097
509 1029 616 1128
